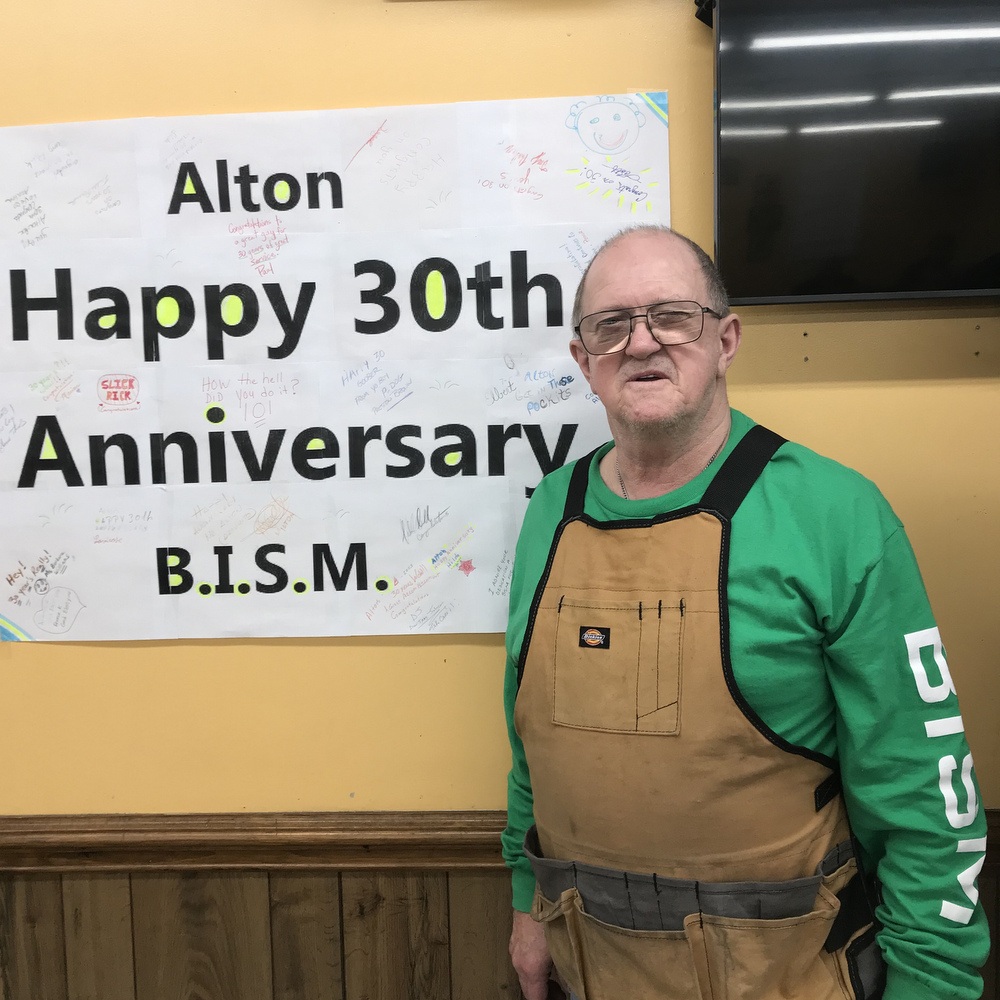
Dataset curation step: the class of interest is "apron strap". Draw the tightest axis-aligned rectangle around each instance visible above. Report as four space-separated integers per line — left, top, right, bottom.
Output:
562 445 602 520
560 425 785 523
698 424 786 520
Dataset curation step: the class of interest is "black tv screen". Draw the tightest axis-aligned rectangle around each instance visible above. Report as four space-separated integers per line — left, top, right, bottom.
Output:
715 0 1000 304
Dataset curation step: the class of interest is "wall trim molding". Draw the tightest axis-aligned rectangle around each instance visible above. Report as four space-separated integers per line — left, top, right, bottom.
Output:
0 807 994 874
0 810 508 872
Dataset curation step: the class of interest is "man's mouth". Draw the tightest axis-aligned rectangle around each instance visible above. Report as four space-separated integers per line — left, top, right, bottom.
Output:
630 371 667 382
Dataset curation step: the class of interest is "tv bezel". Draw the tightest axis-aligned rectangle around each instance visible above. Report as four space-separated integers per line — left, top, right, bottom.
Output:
712 1 1000 306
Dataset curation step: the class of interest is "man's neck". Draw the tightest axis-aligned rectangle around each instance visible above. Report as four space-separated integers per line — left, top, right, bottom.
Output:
605 409 732 500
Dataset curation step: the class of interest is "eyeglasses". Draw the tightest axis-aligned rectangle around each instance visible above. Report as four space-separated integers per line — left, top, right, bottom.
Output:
574 300 724 356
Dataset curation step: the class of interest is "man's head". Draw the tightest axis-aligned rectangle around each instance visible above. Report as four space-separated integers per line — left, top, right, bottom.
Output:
568 227 741 443
571 226 731 330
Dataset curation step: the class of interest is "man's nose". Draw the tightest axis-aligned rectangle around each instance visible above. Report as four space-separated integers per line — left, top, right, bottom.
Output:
625 315 661 355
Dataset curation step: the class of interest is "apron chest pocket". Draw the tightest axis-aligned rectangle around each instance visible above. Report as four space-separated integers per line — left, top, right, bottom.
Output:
552 594 684 735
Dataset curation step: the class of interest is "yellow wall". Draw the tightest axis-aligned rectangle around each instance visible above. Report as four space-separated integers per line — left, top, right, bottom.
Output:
2 0 997 813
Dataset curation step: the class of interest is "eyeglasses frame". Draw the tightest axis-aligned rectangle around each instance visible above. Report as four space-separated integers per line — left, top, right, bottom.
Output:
573 300 726 356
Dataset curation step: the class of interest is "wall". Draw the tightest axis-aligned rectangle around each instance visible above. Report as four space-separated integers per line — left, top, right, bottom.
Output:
1 0 997 814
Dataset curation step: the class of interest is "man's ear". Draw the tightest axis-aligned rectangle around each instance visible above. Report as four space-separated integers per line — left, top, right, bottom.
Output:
569 338 593 385
718 312 742 374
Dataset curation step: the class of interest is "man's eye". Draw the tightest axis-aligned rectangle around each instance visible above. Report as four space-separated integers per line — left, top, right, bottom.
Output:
650 310 688 325
595 314 628 330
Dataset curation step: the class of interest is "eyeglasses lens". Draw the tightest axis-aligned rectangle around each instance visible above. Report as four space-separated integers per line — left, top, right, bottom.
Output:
580 301 702 354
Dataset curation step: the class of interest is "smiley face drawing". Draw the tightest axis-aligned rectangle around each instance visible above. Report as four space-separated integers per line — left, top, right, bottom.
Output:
566 96 646 155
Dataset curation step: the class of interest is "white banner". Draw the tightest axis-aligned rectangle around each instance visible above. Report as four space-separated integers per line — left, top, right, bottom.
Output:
0 93 670 640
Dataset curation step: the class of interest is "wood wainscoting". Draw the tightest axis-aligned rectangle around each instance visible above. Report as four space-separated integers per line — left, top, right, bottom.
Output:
0 812 519 1000
0 809 996 1000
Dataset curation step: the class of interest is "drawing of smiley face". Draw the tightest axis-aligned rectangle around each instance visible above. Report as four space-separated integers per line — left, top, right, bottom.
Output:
568 98 646 154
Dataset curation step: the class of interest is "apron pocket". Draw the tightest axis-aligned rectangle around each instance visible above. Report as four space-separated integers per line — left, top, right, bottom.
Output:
533 885 702 1000
552 595 684 735
690 882 851 1000
534 877 862 1000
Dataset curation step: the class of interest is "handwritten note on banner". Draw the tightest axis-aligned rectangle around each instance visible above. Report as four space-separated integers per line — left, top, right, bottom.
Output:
0 93 670 641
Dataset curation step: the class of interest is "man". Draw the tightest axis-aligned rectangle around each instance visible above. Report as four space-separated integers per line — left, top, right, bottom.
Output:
502 226 988 1000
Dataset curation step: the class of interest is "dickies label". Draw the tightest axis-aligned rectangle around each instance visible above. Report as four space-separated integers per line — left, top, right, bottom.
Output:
579 626 610 649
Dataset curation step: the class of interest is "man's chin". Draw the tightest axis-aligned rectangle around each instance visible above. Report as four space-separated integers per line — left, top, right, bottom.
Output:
613 410 684 439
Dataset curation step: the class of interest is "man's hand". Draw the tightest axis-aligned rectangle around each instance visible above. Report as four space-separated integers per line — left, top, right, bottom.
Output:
509 908 555 1000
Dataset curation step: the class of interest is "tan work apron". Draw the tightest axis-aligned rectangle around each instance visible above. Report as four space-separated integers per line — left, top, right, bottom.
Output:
514 427 883 1000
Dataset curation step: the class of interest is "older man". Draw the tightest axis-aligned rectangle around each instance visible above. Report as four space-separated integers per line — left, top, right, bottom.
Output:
502 227 988 1000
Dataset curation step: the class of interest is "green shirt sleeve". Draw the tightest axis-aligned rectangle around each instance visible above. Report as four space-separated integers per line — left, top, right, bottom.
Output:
824 525 989 1000
502 646 537 912
501 463 573 912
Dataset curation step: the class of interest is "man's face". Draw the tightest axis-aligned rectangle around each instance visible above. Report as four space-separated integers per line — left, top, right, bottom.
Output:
569 232 740 439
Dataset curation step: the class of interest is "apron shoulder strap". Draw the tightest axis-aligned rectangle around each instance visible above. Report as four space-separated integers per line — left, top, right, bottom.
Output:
559 425 785 522
698 424 786 520
562 446 602 520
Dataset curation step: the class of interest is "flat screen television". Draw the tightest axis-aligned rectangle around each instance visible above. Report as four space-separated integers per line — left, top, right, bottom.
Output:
714 0 1000 304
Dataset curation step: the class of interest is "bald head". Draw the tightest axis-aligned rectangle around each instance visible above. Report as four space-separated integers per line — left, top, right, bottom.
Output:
571 226 730 331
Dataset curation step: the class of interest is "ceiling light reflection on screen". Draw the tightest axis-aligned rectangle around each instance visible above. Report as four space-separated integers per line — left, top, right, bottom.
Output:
752 27 1000 50
719 127 791 138
799 119 943 134
889 84 1000 100
721 95 875 110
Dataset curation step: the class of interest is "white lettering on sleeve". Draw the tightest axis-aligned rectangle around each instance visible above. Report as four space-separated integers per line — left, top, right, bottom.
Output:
905 627 956 703
925 716 965 738
938 753 979 830
940 838 987 925
902 627 984 924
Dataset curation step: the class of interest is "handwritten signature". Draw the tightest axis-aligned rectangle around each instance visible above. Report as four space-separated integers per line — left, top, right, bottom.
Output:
400 504 450 544
347 119 389 169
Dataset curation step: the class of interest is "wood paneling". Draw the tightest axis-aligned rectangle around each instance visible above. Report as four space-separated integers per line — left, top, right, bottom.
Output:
0 876 67 1000
449 871 522 1000
62 873 134 1000
0 872 528 1000
131 873 272 1000
341 872 450 1000
269 873 343 1000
